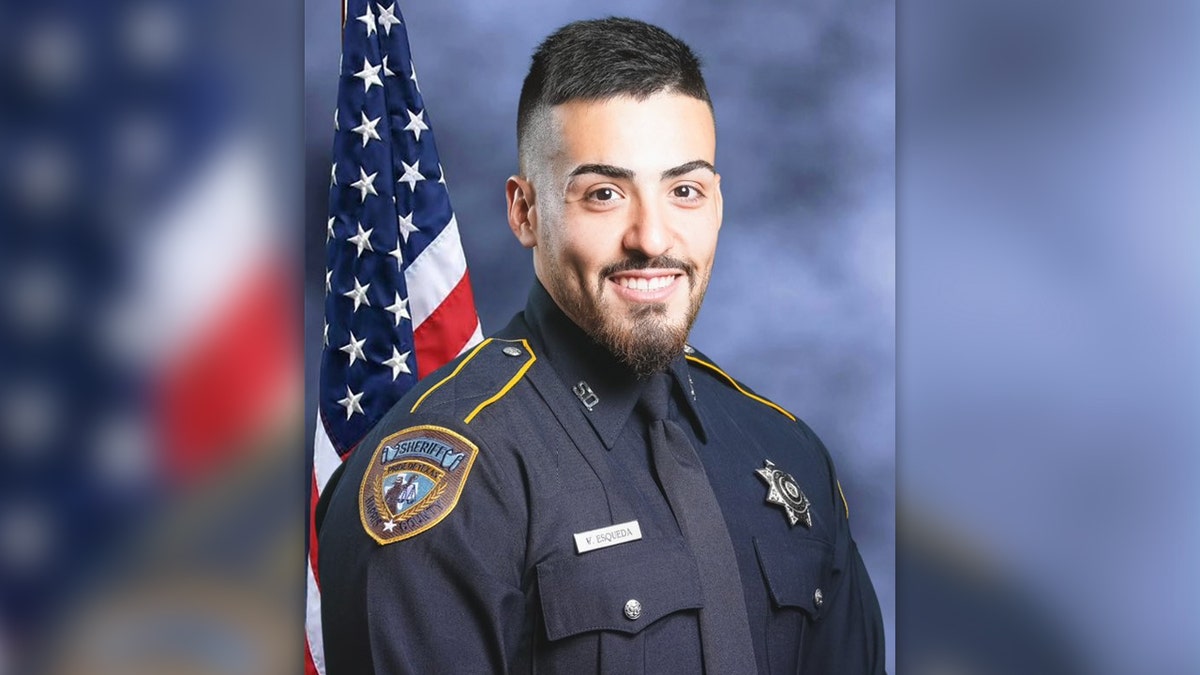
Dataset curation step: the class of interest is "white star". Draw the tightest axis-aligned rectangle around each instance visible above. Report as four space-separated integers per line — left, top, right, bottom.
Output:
376 3 402 35
354 57 383 93
340 331 367 366
397 211 419 243
385 293 410 326
323 321 329 347
351 112 382 147
334 107 339 130
381 55 396 77
410 59 419 91
351 167 378 202
342 277 371 312
325 269 332 293
347 222 375 258
330 162 337 186
327 217 335 242
356 3 376 36
389 244 404 269
398 160 424 191
403 109 428 142
382 519 396 532
437 163 447 185
382 347 412 380
338 386 364 420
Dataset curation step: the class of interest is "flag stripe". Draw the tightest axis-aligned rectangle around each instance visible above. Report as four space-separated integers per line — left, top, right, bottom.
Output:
413 273 480 379
405 214 468 330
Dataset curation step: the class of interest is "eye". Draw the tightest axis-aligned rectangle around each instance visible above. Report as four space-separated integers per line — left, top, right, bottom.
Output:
588 187 617 202
672 185 702 199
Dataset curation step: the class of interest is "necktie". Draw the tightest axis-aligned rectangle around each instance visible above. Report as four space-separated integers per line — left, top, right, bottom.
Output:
640 373 757 675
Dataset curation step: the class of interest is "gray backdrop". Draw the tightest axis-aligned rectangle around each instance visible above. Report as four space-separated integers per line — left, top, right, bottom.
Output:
304 2 895 668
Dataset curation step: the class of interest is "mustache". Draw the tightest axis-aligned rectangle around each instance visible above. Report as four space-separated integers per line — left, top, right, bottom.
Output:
599 255 695 279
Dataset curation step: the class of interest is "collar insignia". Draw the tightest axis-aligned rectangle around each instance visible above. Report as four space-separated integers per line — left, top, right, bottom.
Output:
755 460 812 528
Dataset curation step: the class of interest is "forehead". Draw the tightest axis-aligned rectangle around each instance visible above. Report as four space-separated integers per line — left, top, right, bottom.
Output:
546 92 716 173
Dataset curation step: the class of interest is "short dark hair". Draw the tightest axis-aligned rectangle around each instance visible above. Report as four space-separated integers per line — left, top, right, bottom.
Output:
516 17 712 164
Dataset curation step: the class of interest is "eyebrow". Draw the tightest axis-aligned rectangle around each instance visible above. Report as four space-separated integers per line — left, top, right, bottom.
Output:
566 159 716 184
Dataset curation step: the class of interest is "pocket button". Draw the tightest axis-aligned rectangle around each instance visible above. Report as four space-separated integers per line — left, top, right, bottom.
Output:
624 599 643 621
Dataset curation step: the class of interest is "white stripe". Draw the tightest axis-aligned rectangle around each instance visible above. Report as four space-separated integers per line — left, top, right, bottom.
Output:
306 558 328 675
313 418 345 494
404 214 468 330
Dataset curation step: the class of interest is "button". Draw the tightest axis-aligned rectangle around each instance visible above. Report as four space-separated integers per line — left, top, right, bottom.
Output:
502 346 522 357
623 599 642 621
683 344 695 355
813 588 824 608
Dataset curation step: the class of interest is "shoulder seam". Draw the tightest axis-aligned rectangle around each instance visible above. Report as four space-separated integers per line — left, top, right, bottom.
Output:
464 339 536 424
410 338 494 414
685 354 797 422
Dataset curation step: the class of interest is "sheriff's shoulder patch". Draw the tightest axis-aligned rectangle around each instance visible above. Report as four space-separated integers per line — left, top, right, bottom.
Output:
359 425 479 545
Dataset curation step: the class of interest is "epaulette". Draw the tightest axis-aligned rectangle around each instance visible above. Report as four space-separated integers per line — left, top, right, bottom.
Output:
408 337 537 425
682 344 797 422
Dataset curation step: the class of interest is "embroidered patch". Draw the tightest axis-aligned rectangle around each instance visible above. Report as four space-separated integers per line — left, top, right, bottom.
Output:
359 425 479 545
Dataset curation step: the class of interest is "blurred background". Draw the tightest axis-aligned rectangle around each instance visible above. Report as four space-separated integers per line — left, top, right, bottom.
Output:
303 0 896 671
899 1 1200 672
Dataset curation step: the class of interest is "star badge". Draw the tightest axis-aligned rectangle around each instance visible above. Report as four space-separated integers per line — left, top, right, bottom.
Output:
755 460 812 528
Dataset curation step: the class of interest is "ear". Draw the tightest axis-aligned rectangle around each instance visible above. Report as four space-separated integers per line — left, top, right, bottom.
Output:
506 175 538 249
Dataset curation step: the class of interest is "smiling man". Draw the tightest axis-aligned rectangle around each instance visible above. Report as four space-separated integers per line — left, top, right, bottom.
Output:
318 17 885 674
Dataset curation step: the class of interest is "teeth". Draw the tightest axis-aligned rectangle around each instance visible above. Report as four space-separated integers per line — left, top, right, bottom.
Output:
616 275 674 291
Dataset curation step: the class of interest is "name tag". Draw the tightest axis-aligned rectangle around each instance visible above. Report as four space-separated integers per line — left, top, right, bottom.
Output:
573 520 642 554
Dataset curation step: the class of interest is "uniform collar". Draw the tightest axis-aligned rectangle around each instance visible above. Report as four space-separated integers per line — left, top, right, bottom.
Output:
522 281 708 449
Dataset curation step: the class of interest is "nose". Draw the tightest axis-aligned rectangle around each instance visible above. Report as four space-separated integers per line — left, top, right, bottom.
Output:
622 196 672 259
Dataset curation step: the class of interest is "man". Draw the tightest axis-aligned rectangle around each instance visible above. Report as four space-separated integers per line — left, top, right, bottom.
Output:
318 17 885 673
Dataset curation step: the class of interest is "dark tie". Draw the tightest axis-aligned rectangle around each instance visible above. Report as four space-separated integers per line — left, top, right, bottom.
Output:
641 373 757 675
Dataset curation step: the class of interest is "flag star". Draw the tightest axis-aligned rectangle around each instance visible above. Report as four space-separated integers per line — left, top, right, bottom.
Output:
351 112 382 147
382 347 412 380
340 331 367 366
326 217 335 241
351 167 378 202
323 321 329 347
385 292 410 326
410 60 419 91
382 519 396 532
325 269 332 293
347 222 375 258
437 162 447 185
398 160 424 191
356 3 376 36
334 107 339 130
330 162 337 186
342 277 371 312
397 211 419 243
403 109 428 142
338 386 364 420
354 57 383 92
381 55 396 77
377 3 402 35
388 244 403 269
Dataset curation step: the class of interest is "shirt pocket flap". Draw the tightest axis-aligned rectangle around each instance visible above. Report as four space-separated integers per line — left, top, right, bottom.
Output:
754 536 834 619
537 541 704 641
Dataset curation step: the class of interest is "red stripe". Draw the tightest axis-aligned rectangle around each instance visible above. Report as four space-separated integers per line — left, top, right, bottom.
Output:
306 473 322 675
413 271 479 379
158 262 297 485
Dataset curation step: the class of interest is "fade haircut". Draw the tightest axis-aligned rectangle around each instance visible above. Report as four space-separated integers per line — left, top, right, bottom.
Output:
516 17 712 174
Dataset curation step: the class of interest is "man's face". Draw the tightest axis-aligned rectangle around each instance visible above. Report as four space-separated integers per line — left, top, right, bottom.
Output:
508 92 722 374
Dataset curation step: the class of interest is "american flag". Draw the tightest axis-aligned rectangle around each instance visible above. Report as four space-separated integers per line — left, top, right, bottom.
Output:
305 1 483 672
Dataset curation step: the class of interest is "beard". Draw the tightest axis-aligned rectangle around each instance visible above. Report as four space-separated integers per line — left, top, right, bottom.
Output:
550 255 707 377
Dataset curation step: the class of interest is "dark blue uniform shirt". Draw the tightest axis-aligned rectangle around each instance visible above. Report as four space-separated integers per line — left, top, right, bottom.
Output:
318 283 886 673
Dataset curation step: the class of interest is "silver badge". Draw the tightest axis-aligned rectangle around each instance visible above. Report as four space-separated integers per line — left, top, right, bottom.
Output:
755 460 812 528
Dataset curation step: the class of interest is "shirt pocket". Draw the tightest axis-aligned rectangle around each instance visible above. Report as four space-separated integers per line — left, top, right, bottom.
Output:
536 540 704 674
754 536 836 673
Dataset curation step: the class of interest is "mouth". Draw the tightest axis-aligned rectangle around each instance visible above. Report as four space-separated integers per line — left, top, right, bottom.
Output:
607 269 684 303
